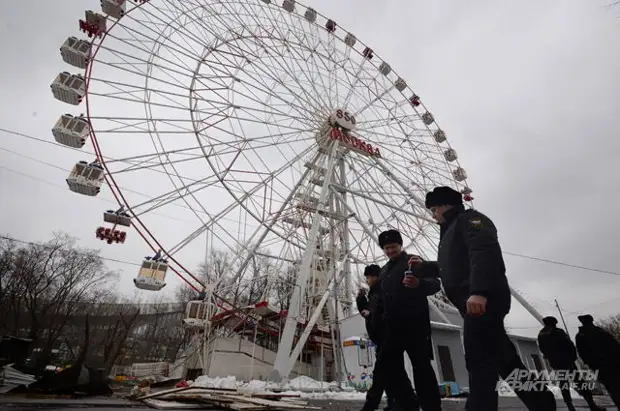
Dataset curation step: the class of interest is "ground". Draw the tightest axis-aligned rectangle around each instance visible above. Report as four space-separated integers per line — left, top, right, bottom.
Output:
0 396 616 410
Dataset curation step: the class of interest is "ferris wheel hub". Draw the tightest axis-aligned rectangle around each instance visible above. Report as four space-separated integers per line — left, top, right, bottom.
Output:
328 108 356 131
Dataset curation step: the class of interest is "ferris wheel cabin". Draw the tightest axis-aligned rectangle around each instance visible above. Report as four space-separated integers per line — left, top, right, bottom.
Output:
434 130 447 143
51 72 85 106
134 256 168 291
422 112 435 126
66 161 104 196
52 114 90 148
103 209 132 226
282 0 295 13
101 0 126 20
452 167 467 182
60 37 91 69
183 301 209 328
444 148 458 162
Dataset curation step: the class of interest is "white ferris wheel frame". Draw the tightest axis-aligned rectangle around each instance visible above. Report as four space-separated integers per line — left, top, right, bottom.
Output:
52 0 546 382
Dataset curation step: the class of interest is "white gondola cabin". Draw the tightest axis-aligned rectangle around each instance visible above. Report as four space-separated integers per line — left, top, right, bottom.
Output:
434 130 446 143
134 256 168 291
422 112 435 126
52 114 90 148
282 0 295 12
101 0 126 19
51 72 86 106
60 37 91 69
325 19 337 33
304 7 317 22
344 33 356 47
379 62 391 76
103 209 132 226
452 167 467 182
444 148 458 162
66 161 104 196
183 301 209 328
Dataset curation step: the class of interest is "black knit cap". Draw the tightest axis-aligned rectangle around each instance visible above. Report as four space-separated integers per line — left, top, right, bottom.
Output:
578 314 594 325
542 316 558 327
378 229 403 248
425 186 463 209
364 264 381 277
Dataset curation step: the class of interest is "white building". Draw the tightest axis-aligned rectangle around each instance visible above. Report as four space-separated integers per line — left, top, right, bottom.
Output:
339 302 547 390
170 299 546 388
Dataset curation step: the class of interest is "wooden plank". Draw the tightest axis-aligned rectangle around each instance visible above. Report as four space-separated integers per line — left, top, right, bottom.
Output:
217 394 315 409
249 393 301 399
143 398 211 409
138 386 195 400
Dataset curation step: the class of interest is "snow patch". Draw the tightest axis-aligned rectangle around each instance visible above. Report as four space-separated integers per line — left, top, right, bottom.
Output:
192 375 237 389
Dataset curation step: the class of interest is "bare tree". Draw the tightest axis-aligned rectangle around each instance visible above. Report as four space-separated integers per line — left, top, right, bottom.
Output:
599 314 620 342
0 233 117 369
272 263 297 312
0 237 24 334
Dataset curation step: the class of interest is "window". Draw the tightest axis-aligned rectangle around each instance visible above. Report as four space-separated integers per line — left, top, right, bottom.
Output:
437 345 456 382
358 341 372 367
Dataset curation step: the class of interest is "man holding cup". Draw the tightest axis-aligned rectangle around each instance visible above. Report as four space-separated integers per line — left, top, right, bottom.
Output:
375 229 443 411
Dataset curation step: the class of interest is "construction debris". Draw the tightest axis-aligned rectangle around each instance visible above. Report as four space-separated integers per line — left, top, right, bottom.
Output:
139 386 321 410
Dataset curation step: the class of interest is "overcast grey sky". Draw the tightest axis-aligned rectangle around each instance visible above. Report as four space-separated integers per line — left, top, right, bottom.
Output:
1 0 619 339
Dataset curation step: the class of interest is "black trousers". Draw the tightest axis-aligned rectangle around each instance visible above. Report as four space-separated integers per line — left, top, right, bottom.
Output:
361 343 402 411
462 310 556 411
549 361 600 409
379 322 441 411
598 369 620 409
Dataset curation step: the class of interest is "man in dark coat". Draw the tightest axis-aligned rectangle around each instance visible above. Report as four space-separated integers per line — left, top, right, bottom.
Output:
538 316 605 411
376 229 443 411
422 186 556 411
356 264 415 411
575 314 620 408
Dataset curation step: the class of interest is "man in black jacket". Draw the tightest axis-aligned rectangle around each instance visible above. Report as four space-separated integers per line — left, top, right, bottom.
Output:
422 186 556 411
538 316 605 411
575 314 620 408
376 229 442 411
356 264 414 411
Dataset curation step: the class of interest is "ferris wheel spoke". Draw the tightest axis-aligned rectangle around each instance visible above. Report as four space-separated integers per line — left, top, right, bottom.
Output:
167 143 318 257
340 155 432 243
265 12 333 110
192 38 323 124
94 45 196 91
216 1 329 111
107 17 204 80
131 178 220 217
164 0 327 117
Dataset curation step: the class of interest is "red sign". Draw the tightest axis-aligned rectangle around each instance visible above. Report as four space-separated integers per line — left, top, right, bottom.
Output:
329 128 381 157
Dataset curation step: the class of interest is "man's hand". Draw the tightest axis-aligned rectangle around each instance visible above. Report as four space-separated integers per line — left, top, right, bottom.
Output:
402 275 420 288
358 288 366 297
361 309 370 318
467 295 487 316
408 255 423 267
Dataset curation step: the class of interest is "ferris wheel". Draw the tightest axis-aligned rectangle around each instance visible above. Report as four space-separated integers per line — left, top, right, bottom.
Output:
50 0 474 379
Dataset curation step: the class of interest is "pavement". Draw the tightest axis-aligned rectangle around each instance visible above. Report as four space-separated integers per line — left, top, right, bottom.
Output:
0 396 616 410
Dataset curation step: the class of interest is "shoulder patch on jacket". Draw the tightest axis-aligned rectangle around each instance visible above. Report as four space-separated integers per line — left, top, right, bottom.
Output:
468 217 484 228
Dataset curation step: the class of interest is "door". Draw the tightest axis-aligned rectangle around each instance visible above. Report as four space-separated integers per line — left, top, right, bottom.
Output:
437 345 456 382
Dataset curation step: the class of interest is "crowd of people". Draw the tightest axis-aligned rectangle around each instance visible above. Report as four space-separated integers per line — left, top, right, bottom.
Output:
355 186 620 411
